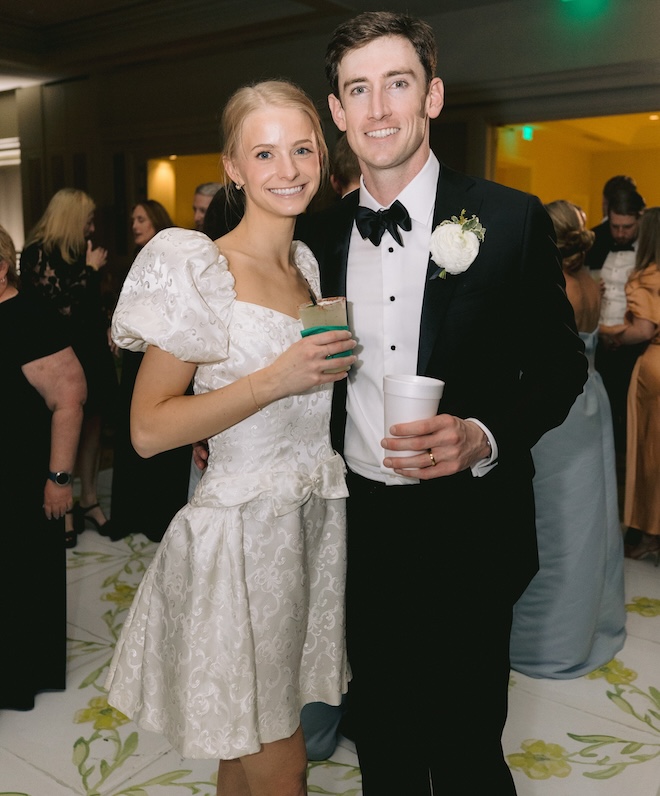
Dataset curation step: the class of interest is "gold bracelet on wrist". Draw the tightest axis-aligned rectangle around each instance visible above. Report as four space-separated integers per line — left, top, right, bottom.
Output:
247 374 262 412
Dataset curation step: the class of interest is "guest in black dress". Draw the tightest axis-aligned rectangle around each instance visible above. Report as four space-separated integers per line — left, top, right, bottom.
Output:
19 188 118 546
109 200 191 542
1 224 86 709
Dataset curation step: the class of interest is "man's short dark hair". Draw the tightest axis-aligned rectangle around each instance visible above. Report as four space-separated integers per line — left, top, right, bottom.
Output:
603 175 636 203
608 187 645 218
325 11 437 98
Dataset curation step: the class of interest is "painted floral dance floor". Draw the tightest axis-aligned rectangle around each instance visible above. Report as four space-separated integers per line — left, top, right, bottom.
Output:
1 468 660 795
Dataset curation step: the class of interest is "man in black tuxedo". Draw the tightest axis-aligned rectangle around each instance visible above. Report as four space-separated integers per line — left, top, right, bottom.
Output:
297 11 587 794
586 184 644 275
585 186 645 489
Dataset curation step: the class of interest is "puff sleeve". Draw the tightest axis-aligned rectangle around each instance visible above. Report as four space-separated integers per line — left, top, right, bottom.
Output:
626 266 660 326
112 228 235 363
291 240 322 301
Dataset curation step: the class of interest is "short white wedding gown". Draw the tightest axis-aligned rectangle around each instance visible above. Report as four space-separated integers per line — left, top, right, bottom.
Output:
105 228 349 759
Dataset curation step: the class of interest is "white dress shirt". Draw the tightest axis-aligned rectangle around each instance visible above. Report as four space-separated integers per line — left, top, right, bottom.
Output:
344 152 496 485
598 246 637 326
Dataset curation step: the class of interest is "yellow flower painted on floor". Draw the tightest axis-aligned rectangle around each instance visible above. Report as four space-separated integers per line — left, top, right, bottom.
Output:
74 695 130 730
508 656 660 781
102 580 138 610
626 596 660 617
587 657 637 685
507 739 572 779
308 759 362 794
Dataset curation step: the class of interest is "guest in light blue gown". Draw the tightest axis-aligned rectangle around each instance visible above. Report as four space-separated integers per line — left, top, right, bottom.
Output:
510 200 626 679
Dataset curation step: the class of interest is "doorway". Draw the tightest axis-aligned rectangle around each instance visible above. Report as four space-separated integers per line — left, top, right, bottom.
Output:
494 111 660 227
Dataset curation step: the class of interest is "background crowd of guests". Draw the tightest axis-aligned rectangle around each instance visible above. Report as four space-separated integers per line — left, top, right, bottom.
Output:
600 205 660 561
587 178 647 475
579 174 660 563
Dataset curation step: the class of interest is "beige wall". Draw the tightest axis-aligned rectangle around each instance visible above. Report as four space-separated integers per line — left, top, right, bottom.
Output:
170 154 224 229
496 128 595 220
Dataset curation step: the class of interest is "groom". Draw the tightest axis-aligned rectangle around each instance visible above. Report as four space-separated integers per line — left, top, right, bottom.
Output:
297 11 588 794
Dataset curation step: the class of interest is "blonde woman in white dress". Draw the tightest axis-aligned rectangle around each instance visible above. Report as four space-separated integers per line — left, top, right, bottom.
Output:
105 79 357 796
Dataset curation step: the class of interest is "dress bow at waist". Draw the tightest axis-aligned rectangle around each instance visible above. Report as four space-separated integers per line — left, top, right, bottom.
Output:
191 452 348 516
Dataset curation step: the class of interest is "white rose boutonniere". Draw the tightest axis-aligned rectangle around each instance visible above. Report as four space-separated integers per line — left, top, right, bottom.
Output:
430 209 486 279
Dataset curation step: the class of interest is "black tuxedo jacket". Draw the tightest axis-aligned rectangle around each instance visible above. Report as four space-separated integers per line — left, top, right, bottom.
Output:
297 162 587 597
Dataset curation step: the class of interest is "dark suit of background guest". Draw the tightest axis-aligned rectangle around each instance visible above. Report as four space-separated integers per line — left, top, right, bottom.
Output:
585 189 646 491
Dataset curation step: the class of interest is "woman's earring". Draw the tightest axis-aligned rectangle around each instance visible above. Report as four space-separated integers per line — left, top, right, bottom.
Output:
234 183 243 191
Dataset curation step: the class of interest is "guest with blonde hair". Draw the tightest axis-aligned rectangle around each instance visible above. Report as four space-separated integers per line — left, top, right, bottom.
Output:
20 188 117 546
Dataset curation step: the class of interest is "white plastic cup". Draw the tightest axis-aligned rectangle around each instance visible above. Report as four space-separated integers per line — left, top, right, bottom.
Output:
383 374 445 457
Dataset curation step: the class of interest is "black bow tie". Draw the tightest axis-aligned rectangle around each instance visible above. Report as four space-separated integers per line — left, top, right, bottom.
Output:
610 243 635 252
355 200 412 246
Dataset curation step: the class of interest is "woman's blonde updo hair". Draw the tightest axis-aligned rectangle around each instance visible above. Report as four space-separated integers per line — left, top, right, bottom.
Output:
544 200 595 274
220 79 328 207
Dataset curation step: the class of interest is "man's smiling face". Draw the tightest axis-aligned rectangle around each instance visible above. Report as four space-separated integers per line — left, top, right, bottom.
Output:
328 35 444 184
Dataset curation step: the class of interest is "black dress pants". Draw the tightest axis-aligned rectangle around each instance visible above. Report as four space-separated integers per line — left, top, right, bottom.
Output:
344 469 517 795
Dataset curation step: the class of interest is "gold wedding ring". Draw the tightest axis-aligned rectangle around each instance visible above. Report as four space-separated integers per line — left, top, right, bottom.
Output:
427 449 436 467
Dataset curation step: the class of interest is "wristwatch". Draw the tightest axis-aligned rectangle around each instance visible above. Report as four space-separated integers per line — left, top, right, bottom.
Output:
48 471 73 486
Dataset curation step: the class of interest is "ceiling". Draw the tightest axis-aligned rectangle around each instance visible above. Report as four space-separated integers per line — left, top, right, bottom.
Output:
0 0 658 152
0 0 503 91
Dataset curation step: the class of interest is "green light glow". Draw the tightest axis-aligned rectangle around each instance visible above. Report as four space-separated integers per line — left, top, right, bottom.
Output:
560 0 609 20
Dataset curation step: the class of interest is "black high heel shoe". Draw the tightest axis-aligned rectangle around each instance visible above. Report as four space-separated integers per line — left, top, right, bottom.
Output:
74 502 113 537
65 509 77 549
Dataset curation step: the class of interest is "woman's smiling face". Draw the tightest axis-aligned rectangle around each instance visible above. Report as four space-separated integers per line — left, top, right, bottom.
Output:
224 106 321 220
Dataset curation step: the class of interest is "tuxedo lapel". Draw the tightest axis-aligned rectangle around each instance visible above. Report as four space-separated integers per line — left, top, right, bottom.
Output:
316 193 359 454
417 164 481 374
